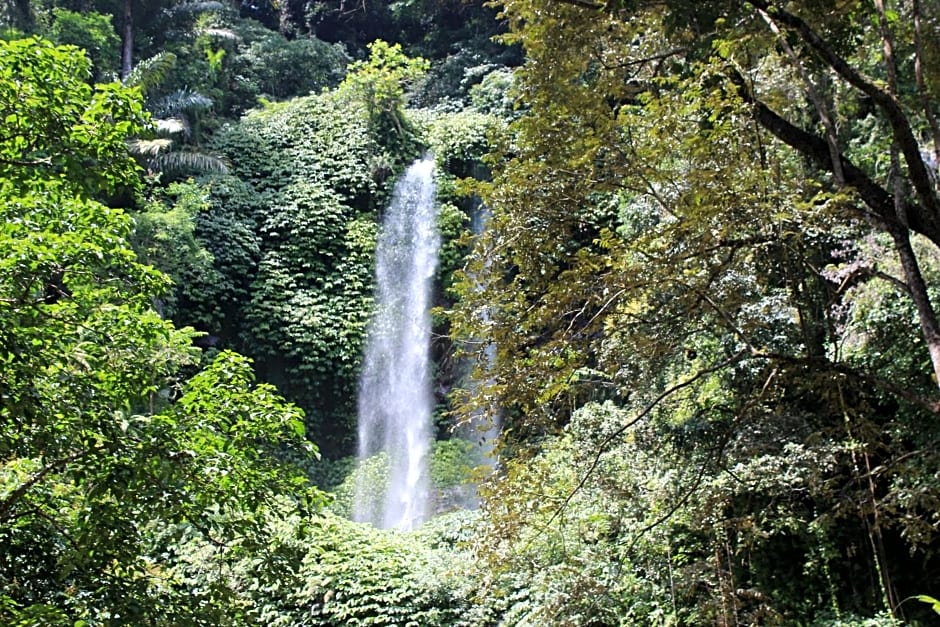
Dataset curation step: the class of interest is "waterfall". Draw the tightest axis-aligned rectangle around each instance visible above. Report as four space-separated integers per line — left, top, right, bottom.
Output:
451 201 500 510
353 157 439 530
469 202 500 458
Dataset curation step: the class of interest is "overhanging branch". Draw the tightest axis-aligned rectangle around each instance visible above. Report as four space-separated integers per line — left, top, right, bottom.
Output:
746 0 940 233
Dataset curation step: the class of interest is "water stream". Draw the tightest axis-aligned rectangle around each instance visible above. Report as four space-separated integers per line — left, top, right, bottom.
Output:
453 201 500 509
353 157 439 530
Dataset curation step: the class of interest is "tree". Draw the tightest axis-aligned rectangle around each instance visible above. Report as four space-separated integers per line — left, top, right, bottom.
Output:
452 0 940 620
45 8 120 81
0 37 143 195
339 39 429 137
124 50 229 177
458 0 940 415
0 38 320 623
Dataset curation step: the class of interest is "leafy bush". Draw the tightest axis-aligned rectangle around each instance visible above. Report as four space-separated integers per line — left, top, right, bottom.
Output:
236 31 348 100
414 108 504 176
298 514 466 626
160 509 472 626
339 39 429 128
469 67 516 117
130 180 216 320
463 397 940 625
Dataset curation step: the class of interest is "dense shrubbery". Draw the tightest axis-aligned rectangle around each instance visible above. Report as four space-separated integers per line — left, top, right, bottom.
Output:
43 8 118 80
159 506 483 626
464 401 933 625
187 88 412 453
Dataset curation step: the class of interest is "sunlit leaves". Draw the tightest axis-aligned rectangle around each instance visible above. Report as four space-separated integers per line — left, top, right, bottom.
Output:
339 39 430 123
0 38 324 624
0 37 146 197
449 0 940 622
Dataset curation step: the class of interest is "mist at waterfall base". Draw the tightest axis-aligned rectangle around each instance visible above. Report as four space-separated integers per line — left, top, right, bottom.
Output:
353 157 439 531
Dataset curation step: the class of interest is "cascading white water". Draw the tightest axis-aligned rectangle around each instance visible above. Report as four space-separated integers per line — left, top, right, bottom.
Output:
451 201 501 510
470 203 501 458
353 157 439 530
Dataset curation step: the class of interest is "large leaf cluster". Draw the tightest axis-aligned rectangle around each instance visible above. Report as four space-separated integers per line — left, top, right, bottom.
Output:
299 515 463 626
44 8 120 82
184 8 349 116
0 37 145 196
230 19 348 102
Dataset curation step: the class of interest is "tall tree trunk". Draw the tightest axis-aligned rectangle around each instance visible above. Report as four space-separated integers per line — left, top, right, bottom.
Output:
121 0 133 80
874 0 940 392
889 223 940 390
914 0 940 164
11 0 32 31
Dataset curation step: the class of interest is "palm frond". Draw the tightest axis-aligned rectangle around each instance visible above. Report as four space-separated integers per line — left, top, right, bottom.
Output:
166 2 226 15
124 52 178 94
155 117 190 137
127 138 174 156
199 27 240 41
151 89 213 118
150 150 230 175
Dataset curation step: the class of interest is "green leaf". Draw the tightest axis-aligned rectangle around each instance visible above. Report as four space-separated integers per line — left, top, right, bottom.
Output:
915 595 940 615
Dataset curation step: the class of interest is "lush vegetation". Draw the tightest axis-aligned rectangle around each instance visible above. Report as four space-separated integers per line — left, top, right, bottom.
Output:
0 36 322 623
449 0 940 624
2 0 940 625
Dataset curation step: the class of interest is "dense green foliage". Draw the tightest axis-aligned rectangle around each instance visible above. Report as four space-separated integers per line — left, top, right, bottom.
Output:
163 508 482 626
0 38 322 624
449 0 940 623
4 0 940 625
44 8 119 80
